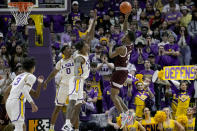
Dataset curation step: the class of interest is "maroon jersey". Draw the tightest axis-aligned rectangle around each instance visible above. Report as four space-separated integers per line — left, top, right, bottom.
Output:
114 45 132 67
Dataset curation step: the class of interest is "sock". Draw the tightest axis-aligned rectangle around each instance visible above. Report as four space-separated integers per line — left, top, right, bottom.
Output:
66 119 71 126
50 124 54 129
75 129 79 131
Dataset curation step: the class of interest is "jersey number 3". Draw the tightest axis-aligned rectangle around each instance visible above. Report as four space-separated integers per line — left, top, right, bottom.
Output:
14 77 22 85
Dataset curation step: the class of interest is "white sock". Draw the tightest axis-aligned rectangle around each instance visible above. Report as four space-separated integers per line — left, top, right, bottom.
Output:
50 124 54 129
75 129 79 131
66 119 71 126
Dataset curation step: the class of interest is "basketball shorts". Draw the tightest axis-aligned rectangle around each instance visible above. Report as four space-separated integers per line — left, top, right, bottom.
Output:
111 70 128 89
6 99 25 123
55 82 69 106
68 77 84 103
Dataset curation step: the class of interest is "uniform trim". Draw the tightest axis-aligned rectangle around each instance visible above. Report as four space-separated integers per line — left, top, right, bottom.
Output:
68 80 77 96
112 82 123 88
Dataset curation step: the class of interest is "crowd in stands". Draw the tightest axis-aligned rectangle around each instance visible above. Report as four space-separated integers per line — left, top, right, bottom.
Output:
0 0 197 130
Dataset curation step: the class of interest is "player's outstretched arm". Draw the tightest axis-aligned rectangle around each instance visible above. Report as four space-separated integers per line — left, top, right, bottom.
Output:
43 69 59 90
30 76 44 99
85 9 97 44
123 12 131 33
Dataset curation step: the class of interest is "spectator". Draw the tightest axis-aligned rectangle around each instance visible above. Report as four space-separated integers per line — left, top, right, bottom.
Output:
162 0 180 13
135 26 148 46
79 91 99 131
143 35 158 55
155 45 171 67
89 45 102 63
180 6 192 27
130 42 148 72
97 53 114 87
177 26 191 65
50 15 65 34
68 1 84 25
0 45 11 66
149 9 164 31
0 33 5 47
102 85 114 115
88 62 103 113
106 106 121 131
138 11 149 28
141 107 157 130
188 10 197 64
165 4 182 30
164 34 180 65
148 54 161 71
61 24 72 45
0 58 5 79
10 44 27 71
5 22 24 45
145 3 155 20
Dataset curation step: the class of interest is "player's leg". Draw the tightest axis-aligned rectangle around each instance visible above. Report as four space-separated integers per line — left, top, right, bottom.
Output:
50 85 67 130
110 87 124 113
50 106 62 130
71 102 82 130
117 96 128 112
23 124 26 131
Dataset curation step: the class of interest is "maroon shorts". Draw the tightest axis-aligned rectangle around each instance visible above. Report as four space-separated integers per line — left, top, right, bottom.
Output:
111 70 128 89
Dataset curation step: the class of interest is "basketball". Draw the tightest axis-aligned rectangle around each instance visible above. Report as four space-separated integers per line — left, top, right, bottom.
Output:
120 1 132 14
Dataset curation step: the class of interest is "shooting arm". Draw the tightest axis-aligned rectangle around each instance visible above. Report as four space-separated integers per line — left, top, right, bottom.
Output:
123 13 130 32
109 46 125 59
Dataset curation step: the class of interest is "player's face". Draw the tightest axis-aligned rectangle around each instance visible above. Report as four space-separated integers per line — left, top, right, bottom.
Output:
64 46 72 56
83 43 90 52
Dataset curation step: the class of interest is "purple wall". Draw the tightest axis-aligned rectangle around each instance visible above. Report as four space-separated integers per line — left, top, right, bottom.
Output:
25 28 64 130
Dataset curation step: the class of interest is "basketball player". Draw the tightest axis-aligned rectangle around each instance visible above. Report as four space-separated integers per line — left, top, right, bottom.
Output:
108 12 135 128
43 45 74 131
62 10 97 131
4 57 44 131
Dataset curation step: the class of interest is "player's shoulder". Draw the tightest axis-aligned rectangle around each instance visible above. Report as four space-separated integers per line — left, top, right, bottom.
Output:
26 73 36 81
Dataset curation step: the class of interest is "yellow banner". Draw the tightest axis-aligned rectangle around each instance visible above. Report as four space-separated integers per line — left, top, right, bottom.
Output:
163 65 195 80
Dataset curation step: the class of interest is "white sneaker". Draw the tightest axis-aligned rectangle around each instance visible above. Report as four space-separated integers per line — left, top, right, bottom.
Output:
61 124 74 131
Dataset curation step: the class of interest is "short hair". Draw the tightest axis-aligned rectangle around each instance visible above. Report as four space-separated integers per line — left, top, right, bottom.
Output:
61 45 69 53
22 57 36 72
141 26 148 30
75 40 85 51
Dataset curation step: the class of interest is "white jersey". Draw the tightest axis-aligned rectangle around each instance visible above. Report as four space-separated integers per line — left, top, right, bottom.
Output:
8 72 36 102
73 51 90 79
55 57 74 85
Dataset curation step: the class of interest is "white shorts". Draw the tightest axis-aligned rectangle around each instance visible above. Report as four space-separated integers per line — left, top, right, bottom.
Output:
68 77 84 103
6 99 25 123
55 83 69 106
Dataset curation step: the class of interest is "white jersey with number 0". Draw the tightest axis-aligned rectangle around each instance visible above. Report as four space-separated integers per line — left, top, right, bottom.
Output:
55 57 74 85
